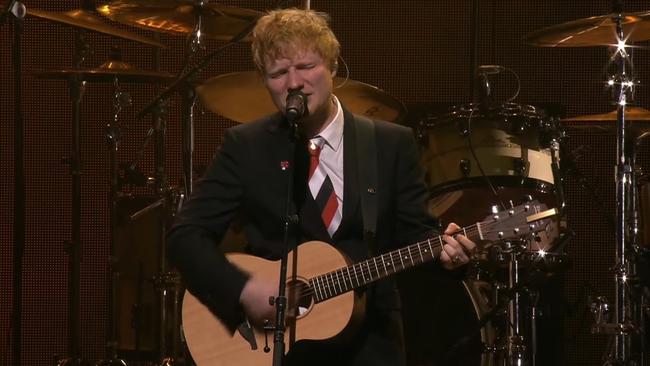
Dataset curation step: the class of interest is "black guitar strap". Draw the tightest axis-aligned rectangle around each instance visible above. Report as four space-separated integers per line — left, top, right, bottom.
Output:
353 115 378 251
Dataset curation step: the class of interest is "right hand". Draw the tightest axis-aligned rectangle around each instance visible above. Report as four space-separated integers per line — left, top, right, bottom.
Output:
239 275 277 328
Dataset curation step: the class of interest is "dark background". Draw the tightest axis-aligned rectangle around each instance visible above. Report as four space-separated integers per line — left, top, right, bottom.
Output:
2 1 650 365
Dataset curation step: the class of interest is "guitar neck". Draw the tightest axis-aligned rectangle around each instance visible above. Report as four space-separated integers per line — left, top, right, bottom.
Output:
309 223 483 303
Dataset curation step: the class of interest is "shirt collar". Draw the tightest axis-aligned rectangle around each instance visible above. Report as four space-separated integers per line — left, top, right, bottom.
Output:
313 96 344 152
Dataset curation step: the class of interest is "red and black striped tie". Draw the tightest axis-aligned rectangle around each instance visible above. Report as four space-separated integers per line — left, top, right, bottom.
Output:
307 138 340 236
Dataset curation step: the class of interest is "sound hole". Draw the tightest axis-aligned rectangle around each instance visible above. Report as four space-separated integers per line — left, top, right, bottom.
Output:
287 278 314 319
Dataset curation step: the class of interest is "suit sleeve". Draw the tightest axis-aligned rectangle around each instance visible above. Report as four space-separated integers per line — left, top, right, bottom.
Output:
167 128 250 331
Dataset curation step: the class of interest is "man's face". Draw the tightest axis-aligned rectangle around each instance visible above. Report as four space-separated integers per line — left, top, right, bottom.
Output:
263 49 335 127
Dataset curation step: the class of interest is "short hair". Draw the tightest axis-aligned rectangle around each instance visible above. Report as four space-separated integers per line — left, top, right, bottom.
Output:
251 8 340 75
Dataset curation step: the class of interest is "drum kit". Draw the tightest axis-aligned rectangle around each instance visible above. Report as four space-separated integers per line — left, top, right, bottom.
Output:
9 0 648 365
415 6 650 366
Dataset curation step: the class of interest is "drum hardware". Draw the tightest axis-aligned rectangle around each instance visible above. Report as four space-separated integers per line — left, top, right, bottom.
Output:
528 4 648 363
34 41 173 364
5 2 27 366
124 7 260 366
460 159 472 177
40 25 94 366
446 246 561 366
96 74 133 366
195 70 408 124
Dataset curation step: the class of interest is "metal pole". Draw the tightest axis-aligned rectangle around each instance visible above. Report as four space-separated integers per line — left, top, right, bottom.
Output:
613 14 630 363
9 3 25 365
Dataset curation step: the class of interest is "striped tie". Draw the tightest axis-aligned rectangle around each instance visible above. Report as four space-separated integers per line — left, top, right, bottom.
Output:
308 138 341 236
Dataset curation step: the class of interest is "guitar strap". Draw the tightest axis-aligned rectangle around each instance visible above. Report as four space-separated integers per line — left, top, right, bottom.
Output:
353 114 378 253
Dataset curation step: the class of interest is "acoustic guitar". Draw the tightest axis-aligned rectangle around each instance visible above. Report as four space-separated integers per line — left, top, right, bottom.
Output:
182 200 558 366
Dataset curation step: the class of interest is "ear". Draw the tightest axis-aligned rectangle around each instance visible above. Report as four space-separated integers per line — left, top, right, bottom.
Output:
331 63 338 77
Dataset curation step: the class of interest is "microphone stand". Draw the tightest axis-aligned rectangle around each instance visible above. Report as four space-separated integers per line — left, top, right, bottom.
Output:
5 2 25 366
271 117 301 366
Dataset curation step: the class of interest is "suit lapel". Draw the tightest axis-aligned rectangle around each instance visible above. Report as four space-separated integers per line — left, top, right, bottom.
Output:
333 109 360 239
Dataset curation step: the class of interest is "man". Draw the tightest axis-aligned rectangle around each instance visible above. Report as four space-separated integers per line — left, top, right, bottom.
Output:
168 8 475 366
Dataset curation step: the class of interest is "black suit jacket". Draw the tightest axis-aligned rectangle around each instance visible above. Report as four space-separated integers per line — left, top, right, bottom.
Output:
168 106 438 365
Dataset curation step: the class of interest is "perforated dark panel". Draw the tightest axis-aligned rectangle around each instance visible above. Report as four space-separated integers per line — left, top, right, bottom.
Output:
1 1 649 365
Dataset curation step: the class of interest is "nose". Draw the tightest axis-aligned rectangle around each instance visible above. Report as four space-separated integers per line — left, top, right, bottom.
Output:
286 69 304 91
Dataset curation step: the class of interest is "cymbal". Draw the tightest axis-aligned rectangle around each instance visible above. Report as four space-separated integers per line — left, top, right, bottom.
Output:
27 8 166 48
524 10 650 47
563 107 650 121
562 107 650 136
97 0 262 41
195 71 407 123
34 59 174 84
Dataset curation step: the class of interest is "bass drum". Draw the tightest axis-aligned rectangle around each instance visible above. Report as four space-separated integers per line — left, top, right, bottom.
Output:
418 103 561 253
399 270 495 366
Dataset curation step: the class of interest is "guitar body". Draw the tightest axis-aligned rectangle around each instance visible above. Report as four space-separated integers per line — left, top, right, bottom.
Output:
181 201 557 366
181 241 364 366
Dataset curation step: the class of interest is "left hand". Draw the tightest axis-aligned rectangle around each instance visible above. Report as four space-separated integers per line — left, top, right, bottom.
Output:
439 223 477 270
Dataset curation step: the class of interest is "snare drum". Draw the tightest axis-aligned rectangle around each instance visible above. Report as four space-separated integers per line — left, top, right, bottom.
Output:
419 103 561 252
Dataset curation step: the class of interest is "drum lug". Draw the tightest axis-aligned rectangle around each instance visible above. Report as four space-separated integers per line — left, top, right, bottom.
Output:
459 158 471 177
513 158 528 176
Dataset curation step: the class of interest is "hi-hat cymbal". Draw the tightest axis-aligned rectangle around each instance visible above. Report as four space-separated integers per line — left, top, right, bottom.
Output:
34 59 174 83
562 107 650 136
27 8 166 48
97 0 262 41
195 71 407 123
524 10 650 47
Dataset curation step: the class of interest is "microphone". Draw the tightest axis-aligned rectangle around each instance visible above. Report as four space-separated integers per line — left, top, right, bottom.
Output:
285 90 307 123
477 65 505 75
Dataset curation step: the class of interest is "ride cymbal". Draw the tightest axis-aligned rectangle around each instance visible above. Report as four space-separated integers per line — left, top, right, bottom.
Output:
195 71 407 123
563 107 650 121
524 10 650 47
562 107 650 137
34 59 174 84
27 8 166 48
97 0 262 41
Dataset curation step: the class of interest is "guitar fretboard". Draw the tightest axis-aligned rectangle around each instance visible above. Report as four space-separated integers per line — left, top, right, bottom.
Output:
309 224 482 303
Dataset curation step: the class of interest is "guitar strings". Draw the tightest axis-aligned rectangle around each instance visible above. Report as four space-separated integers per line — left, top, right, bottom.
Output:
289 221 498 303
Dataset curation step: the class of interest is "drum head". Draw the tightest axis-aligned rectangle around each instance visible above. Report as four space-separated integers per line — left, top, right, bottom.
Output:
399 271 494 366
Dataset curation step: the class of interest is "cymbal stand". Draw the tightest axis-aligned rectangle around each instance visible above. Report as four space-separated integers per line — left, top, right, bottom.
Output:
131 11 258 364
55 28 91 366
96 78 131 366
4 2 26 366
500 240 536 366
590 8 646 365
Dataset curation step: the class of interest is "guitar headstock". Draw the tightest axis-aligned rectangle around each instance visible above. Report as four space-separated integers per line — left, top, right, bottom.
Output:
478 200 558 242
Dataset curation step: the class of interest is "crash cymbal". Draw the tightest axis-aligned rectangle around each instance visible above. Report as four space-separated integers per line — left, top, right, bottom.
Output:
562 107 650 137
195 71 407 123
524 10 650 47
97 0 262 41
34 59 174 83
27 8 166 48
